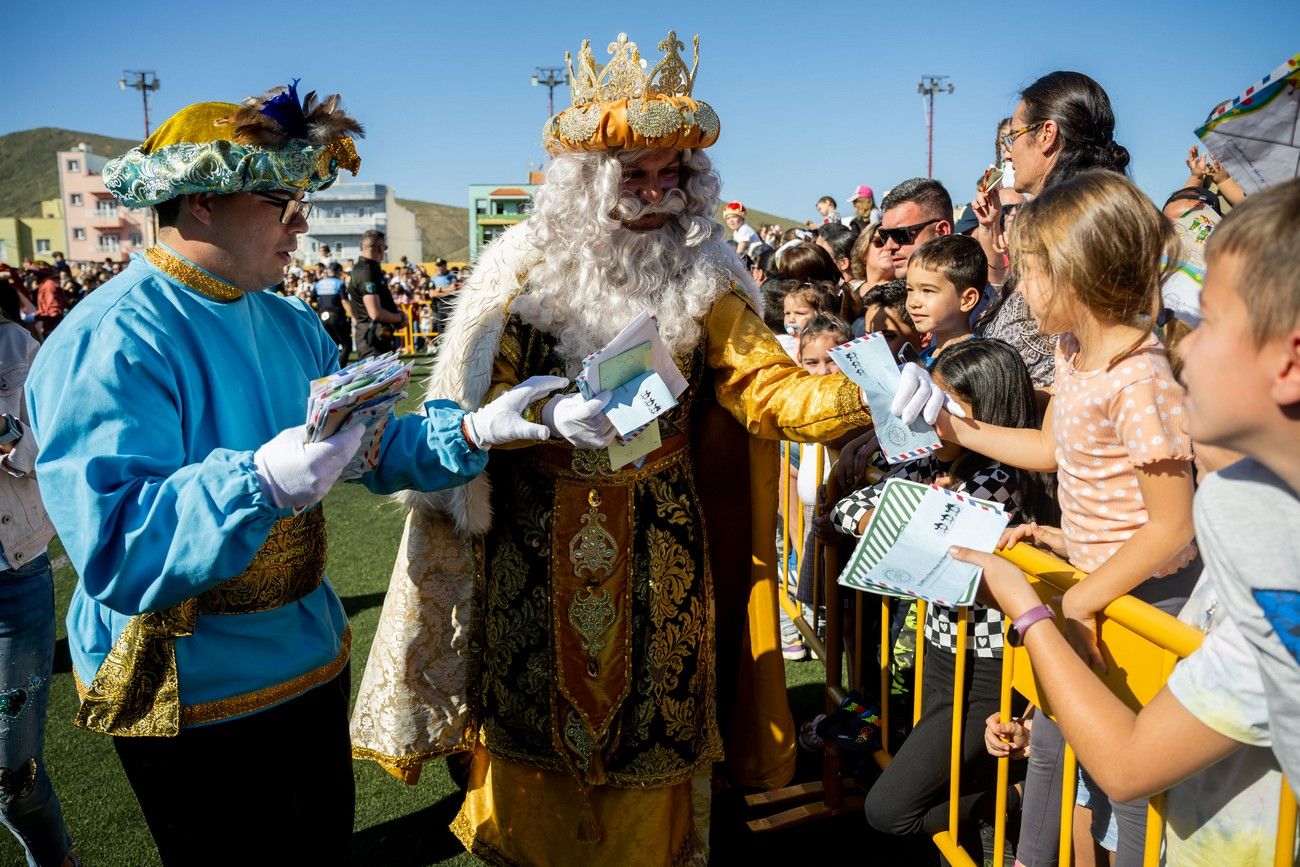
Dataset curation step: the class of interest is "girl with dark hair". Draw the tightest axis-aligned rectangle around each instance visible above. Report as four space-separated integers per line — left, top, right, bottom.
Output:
776 241 840 283
830 338 1056 861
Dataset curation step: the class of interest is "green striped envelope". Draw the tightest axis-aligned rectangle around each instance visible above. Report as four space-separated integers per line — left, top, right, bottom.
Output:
837 478 1008 607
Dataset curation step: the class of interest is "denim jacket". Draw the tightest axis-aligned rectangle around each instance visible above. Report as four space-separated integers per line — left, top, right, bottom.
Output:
0 320 54 570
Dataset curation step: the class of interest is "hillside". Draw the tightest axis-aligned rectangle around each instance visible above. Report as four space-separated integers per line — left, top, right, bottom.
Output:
395 197 469 262
0 128 138 217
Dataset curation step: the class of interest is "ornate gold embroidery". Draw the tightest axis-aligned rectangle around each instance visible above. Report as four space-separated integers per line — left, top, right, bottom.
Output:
145 246 244 302
557 104 602 143
571 447 610 478
648 471 692 529
75 508 327 736
200 507 328 614
499 322 524 369
562 709 594 768
833 375 872 426
627 99 682 139
647 527 692 629
645 595 703 702
661 696 698 741
620 743 687 780
568 588 617 677
569 498 616 579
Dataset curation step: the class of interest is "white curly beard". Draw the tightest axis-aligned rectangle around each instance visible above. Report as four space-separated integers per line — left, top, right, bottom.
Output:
513 148 748 370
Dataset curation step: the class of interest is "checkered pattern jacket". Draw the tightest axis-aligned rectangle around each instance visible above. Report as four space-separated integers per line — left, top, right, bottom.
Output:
830 457 1021 658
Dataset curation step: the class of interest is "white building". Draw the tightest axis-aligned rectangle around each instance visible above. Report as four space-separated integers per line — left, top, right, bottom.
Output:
302 180 421 264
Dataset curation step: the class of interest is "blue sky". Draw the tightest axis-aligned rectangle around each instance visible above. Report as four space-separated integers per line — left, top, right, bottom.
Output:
5 1 1298 222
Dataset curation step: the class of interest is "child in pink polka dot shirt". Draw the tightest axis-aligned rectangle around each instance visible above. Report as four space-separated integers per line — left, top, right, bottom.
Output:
934 171 1200 866
1052 331 1197 578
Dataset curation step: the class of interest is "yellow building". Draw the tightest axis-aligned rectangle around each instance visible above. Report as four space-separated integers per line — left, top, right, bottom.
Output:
0 199 66 265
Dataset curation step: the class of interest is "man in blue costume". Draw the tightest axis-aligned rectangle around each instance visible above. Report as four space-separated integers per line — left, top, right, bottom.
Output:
25 83 563 866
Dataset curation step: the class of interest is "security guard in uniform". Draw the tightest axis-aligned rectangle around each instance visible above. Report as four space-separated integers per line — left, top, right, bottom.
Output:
347 229 404 359
313 261 352 366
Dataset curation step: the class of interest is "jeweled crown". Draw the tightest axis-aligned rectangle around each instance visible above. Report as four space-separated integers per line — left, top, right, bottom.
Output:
566 31 699 107
543 30 720 154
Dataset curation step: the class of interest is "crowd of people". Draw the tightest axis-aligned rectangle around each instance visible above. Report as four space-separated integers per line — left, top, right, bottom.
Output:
723 68 1295 867
0 30 1296 867
0 246 465 353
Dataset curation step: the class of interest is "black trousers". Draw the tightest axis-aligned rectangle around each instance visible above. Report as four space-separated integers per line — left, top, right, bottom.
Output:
113 669 354 867
353 324 396 360
318 302 352 367
864 644 1019 859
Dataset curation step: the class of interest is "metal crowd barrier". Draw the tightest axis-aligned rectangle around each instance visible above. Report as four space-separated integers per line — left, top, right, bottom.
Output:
396 302 439 354
754 447 1298 866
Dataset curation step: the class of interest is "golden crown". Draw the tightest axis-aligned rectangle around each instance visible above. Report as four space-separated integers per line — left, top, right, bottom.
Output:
544 30 720 154
568 31 698 105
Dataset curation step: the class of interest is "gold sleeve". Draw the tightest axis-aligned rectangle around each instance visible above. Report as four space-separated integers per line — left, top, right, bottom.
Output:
707 289 872 443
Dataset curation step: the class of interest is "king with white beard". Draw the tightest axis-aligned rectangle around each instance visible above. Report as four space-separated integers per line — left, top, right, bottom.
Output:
351 31 878 866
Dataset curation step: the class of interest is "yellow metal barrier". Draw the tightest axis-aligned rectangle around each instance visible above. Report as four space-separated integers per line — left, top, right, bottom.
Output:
397 302 439 355
755 447 1298 865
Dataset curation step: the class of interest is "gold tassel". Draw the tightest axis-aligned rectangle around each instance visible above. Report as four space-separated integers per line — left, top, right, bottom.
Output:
577 795 604 843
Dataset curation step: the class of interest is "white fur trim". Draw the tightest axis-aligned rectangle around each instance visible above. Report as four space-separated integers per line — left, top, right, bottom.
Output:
395 224 542 535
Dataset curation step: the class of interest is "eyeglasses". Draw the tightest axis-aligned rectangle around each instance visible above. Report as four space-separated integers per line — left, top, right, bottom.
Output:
873 218 944 248
999 122 1042 153
253 192 313 224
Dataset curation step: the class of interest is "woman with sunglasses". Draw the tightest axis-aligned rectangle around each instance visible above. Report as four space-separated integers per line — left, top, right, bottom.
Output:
972 71 1132 389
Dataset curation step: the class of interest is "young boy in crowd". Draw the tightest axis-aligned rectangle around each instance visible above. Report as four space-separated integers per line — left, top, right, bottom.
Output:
905 235 987 365
956 178 1300 863
816 196 842 225
856 279 925 359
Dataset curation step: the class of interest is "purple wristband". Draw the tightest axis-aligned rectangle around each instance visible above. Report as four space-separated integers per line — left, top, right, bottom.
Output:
1008 604 1054 647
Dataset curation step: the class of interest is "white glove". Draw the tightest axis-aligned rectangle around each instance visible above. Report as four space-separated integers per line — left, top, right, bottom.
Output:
253 423 366 509
889 362 968 426
542 390 617 449
463 375 568 449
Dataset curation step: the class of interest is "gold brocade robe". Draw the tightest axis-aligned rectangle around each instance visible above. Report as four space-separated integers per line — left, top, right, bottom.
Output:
471 289 870 789
351 267 870 865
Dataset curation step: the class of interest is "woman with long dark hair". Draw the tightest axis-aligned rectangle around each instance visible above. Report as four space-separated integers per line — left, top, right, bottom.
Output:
977 71 1132 389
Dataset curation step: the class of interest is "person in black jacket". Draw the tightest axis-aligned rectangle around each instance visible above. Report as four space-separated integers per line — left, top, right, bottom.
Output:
346 230 404 358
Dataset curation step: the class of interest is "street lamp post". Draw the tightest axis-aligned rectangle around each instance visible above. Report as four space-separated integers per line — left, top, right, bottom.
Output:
530 66 568 118
119 70 161 139
917 75 954 179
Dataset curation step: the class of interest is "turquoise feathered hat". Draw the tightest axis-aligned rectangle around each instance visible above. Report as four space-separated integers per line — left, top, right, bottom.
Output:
103 80 364 208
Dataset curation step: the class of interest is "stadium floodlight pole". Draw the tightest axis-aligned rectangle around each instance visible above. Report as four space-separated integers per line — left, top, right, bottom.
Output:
531 66 568 118
119 70 162 138
918 75 954 179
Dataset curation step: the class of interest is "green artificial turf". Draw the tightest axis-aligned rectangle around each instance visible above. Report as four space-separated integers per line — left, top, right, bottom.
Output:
3 357 925 866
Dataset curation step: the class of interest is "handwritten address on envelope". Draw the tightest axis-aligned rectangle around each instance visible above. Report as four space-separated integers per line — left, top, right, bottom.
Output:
828 333 941 464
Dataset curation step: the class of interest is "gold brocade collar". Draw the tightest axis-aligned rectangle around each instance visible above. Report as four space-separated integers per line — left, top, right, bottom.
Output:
144 245 245 302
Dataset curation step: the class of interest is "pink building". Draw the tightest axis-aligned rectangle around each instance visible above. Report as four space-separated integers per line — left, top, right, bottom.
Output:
57 144 152 265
